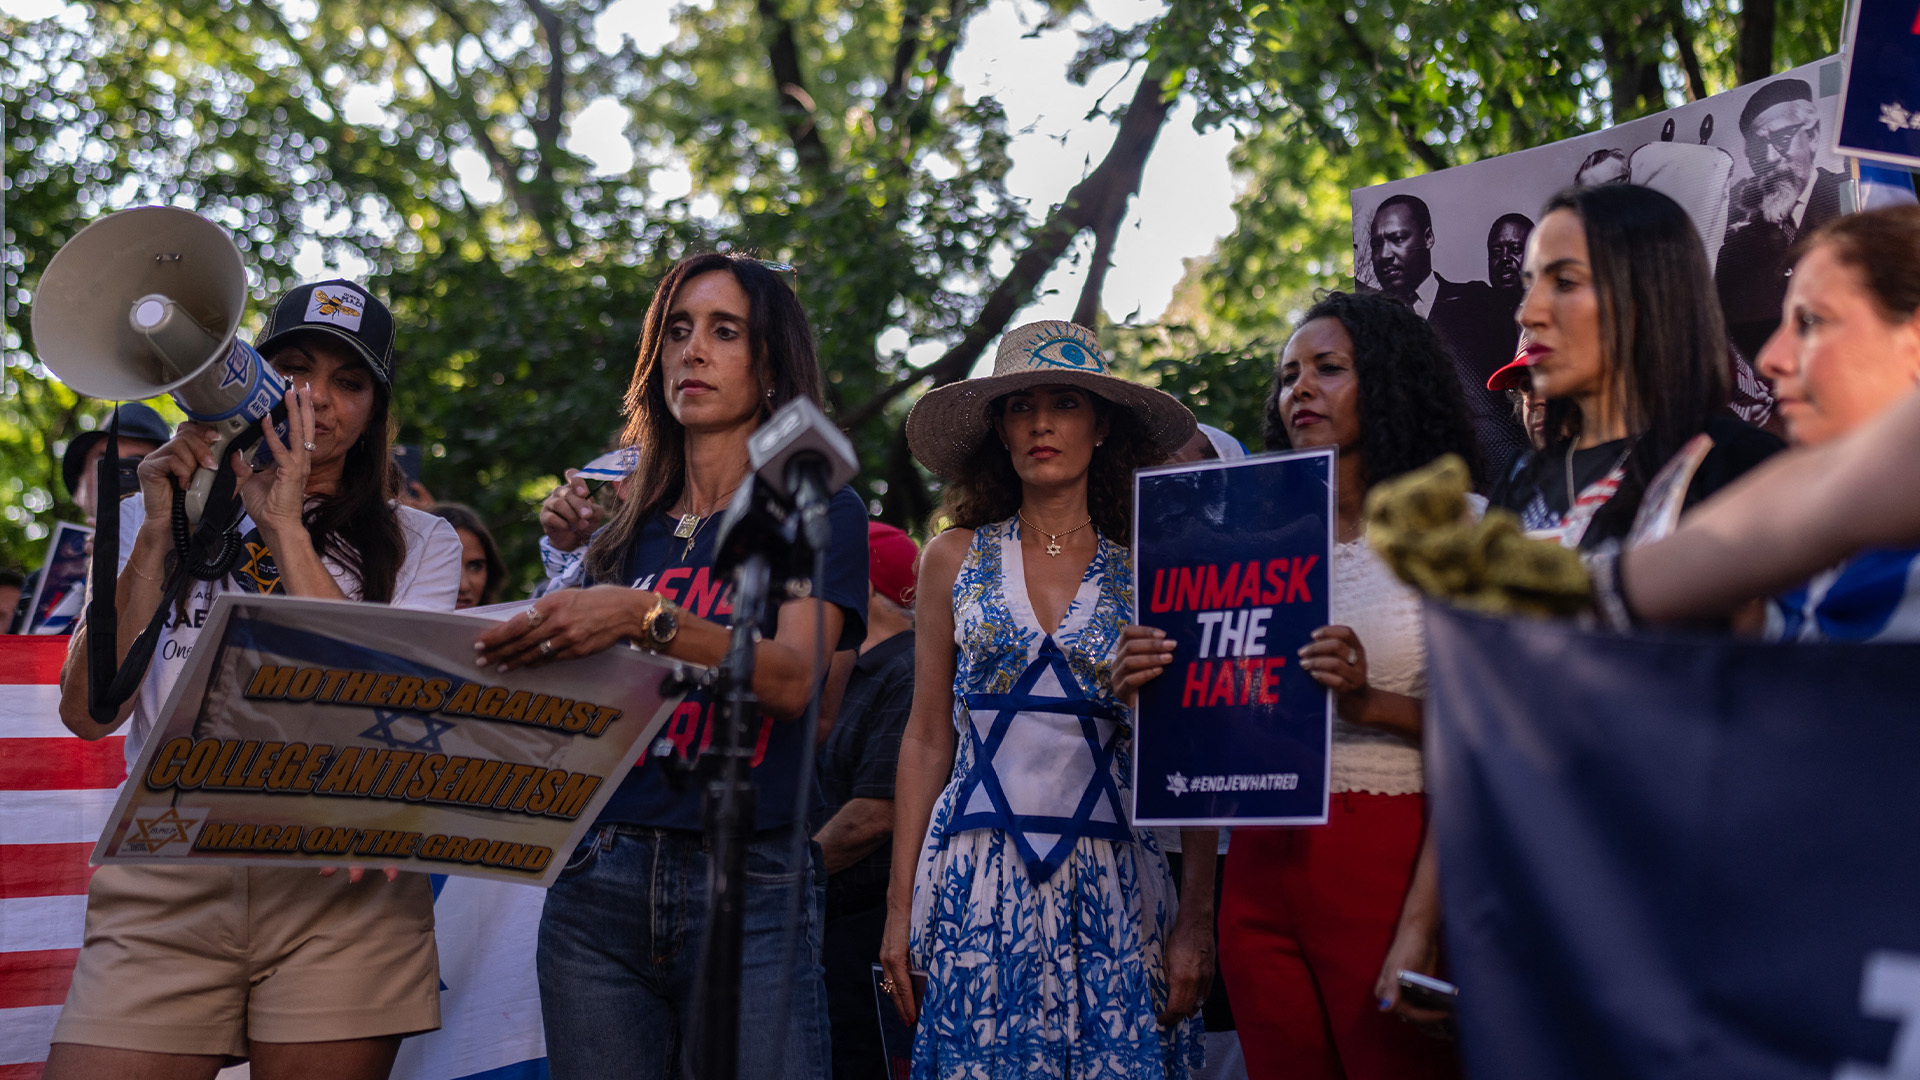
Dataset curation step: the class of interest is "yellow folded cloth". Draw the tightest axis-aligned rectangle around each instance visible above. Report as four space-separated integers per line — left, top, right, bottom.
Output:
1364 455 1592 617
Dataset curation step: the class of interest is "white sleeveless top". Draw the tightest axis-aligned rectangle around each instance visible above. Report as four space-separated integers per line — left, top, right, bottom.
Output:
1329 535 1426 796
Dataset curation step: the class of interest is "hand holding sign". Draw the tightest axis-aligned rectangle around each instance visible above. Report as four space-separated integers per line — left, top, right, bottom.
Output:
1298 625 1370 702
1111 625 1175 707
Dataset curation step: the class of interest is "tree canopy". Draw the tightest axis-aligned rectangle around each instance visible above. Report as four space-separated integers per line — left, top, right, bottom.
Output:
1 0 1845 591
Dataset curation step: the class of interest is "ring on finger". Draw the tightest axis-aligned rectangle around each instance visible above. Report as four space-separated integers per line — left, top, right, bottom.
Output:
303 441 317 452
879 977 897 994
540 639 555 657
526 606 544 629
1347 648 1359 664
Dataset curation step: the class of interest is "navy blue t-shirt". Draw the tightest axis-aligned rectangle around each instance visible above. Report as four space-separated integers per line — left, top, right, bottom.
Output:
592 485 869 832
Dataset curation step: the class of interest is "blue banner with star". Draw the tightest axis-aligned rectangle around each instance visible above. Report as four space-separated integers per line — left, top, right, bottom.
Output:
92 593 688 886
1131 449 1334 825
1834 0 1920 170
1424 605 1920 1080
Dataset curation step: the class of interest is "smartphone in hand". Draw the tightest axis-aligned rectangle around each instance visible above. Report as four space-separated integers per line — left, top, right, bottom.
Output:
1396 969 1460 1013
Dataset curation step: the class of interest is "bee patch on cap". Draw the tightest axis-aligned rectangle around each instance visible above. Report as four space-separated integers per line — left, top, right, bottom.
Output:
305 286 366 330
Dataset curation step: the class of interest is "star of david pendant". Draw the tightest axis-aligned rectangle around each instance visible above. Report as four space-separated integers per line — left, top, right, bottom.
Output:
1044 538 1062 557
674 513 700 539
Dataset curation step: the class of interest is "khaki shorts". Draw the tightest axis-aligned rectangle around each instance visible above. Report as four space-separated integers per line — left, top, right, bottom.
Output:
52 864 441 1057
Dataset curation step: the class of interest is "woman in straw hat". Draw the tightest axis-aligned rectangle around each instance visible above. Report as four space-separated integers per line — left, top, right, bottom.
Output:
879 320 1213 1078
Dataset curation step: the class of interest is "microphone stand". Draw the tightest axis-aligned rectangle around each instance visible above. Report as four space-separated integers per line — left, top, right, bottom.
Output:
695 546 766 1080
694 479 814 1080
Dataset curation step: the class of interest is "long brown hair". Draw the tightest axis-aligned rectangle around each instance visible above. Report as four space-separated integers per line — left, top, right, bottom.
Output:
426 502 507 604
267 339 406 602
584 254 825 583
936 392 1155 544
1526 184 1731 545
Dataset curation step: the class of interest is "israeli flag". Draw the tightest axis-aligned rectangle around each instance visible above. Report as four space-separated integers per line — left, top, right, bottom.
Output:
391 876 549 1080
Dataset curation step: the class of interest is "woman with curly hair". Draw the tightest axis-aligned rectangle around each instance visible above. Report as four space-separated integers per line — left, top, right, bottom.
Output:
880 320 1214 1079
1119 290 1479 1078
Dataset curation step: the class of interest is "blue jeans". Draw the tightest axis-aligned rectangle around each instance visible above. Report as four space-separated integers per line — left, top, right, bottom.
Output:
537 825 831 1080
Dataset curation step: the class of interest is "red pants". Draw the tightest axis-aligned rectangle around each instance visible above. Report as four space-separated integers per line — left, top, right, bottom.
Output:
1219 792 1460 1080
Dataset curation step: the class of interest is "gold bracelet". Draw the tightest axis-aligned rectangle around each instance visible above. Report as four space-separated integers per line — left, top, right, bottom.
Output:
127 559 164 584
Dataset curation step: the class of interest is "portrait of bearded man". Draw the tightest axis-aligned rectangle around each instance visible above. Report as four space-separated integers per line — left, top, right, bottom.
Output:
1714 77 1848 360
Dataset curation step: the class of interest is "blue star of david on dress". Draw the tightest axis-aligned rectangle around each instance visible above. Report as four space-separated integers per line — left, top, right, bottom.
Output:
361 709 457 751
942 636 1133 882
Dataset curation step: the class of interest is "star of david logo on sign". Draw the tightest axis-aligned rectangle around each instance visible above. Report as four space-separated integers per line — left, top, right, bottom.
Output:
362 709 458 751
128 805 207 855
1027 334 1106 373
305 286 366 330
944 638 1133 881
1166 772 1189 797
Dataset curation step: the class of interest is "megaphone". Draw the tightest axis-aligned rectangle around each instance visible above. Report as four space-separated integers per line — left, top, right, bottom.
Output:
32 205 287 524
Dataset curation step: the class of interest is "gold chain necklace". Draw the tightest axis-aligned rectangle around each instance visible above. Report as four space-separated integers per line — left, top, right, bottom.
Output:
671 483 742 557
1017 511 1094 558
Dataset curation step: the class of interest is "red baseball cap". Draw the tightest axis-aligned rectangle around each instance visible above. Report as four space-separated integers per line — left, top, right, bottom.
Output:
869 522 920 607
1487 335 1534 393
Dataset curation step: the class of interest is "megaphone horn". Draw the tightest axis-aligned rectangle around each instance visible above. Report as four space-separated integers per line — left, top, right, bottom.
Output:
32 206 288 523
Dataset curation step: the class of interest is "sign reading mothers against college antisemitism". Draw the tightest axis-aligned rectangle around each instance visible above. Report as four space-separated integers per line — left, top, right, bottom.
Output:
1352 59 1919 475
1131 449 1333 826
94 594 689 886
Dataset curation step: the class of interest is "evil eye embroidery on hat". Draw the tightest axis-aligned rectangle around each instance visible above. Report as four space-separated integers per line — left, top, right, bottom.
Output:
1027 333 1106 373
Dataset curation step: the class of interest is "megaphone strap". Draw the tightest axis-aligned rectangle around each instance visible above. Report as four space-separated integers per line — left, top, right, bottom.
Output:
85 438 252 725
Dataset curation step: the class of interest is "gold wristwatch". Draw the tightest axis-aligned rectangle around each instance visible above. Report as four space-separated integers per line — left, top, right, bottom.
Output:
641 597 680 652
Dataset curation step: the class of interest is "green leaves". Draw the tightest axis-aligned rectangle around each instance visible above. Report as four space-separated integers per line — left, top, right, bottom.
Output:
0 0 1847 589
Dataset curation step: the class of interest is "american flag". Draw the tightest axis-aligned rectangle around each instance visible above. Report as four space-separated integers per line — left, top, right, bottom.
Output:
0 635 123 1078
0 636 548 1080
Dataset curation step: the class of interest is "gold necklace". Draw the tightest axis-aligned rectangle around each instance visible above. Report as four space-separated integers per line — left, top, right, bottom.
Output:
671 483 742 557
1017 511 1093 557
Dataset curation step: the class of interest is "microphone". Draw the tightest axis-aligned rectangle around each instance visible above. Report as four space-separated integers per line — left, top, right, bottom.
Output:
747 398 858 551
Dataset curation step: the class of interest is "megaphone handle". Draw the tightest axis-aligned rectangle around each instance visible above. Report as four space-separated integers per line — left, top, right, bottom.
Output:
182 466 218 525
180 415 270 526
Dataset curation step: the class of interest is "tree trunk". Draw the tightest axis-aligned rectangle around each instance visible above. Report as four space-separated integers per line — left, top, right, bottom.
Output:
839 64 1175 430
1736 0 1776 84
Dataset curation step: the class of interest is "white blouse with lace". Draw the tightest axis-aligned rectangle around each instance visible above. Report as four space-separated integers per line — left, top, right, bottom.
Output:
1329 535 1427 796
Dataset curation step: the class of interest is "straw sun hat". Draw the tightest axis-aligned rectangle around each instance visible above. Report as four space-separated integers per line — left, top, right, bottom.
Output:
905 320 1196 481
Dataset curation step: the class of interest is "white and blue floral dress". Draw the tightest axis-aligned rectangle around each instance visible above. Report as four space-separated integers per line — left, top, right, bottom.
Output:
908 518 1203 1080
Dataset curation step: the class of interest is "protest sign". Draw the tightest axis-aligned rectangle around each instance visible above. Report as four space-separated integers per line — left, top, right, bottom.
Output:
23 521 92 634
93 593 688 886
1352 59 1918 472
1131 449 1333 826
1425 606 1920 1080
1833 0 1920 170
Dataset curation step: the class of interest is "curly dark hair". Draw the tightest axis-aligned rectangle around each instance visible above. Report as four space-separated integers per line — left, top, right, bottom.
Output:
1262 290 1482 487
937 392 1158 544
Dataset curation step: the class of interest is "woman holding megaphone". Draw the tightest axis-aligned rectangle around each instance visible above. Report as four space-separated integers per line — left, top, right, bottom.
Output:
50 280 464 1080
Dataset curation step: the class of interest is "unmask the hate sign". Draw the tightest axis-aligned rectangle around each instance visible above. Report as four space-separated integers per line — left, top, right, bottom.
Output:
1131 449 1333 826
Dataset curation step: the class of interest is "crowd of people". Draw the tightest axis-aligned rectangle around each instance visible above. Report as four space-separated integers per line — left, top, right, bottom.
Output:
28 185 1920 1080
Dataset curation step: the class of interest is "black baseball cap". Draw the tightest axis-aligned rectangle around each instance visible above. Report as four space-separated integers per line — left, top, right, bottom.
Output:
256 278 397 384
62 403 173 495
